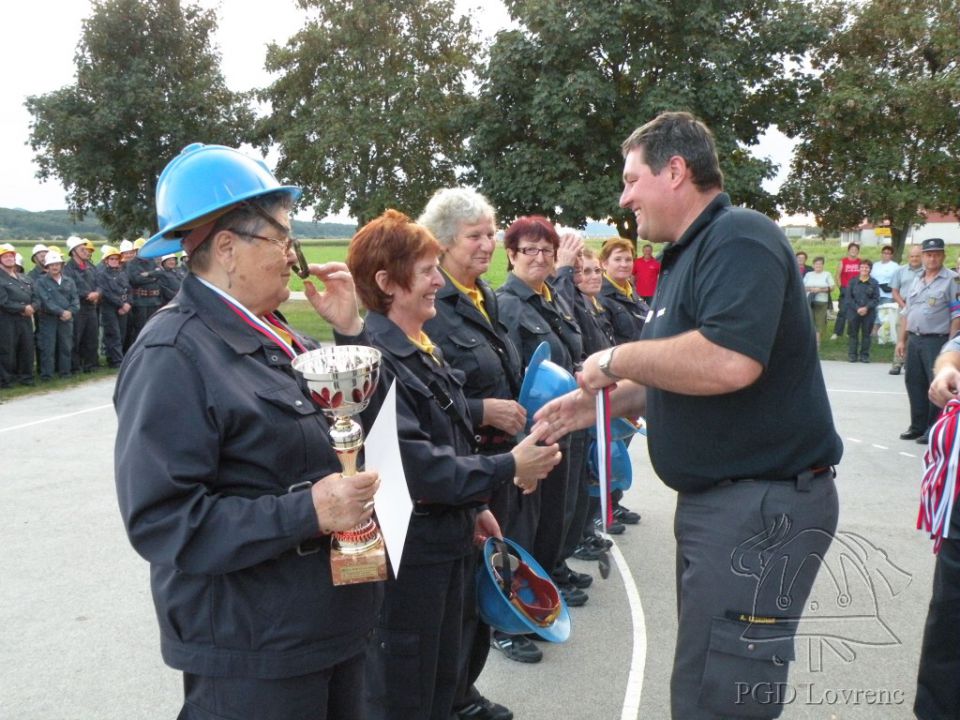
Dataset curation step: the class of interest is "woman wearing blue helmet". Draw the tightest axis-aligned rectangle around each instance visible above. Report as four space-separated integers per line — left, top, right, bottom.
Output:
114 144 381 720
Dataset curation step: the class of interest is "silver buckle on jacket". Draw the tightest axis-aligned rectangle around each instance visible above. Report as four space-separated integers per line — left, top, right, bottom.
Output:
288 481 323 556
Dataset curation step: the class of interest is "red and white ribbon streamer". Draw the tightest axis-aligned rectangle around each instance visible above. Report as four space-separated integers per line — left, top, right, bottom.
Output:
919 398 960 553
196 276 302 359
595 387 613 533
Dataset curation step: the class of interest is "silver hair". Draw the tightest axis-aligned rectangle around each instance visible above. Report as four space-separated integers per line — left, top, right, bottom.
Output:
417 187 496 248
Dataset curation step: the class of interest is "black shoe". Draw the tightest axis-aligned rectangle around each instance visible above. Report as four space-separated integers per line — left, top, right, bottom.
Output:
900 429 924 440
560 584 589 607
595 517 625 535
553 562 593 589
848 358 858 363
586 533 613 549
573 542 604 561
614 505 641 524
491 632 542 663
860 358 870 363
889 367 901 375
917 434 929 445
456 696 514 720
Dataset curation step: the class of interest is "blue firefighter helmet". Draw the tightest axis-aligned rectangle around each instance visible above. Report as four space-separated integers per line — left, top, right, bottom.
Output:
518 342 577 431
143 143 301 258
477 537 571 642
586 438 633 497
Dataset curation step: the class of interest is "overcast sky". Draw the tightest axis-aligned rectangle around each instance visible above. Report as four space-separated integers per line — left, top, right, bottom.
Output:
0 0 798 223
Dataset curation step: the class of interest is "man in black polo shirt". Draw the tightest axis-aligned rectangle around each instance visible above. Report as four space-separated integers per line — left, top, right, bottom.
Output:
536 112 842 720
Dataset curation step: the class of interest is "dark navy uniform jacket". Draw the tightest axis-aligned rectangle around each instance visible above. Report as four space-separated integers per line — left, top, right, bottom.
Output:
126 256 164 306
598 277 648 344
96 265 130 308
63 258 100 304
423 274 522 450
0 271 36 316
361 311 515 566
35 274 79 318
553 265 614 355
496 272 584 373
113 274 379 679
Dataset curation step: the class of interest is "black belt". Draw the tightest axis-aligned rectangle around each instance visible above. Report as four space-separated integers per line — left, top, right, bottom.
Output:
716 466 835 492
910 332 948 338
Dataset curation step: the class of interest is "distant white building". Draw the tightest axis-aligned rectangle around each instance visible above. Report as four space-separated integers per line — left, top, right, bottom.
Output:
841 212 960 247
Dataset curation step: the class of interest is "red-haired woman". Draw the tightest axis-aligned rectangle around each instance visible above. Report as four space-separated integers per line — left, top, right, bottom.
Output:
348 209 561 720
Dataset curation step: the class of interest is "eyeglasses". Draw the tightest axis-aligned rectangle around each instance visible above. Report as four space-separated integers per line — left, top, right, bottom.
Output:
237 201 311 279
229 229 295 254
575 268 603 276
516 246 555 258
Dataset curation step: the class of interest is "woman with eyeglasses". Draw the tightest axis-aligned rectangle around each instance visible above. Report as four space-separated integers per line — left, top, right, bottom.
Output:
114 144 381 719
496 216 592 608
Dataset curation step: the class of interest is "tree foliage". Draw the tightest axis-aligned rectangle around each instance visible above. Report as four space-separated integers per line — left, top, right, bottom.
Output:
465 0 827 240
780 0 960 259
258 0 477 225
26 0 253 240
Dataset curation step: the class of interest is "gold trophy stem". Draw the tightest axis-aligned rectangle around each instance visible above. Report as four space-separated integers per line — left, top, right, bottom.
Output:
329 417 387 585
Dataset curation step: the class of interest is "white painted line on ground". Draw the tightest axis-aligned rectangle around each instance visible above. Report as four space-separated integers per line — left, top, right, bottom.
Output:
612 542 647 720
872 444 889 450
900 452 917 458
847 437 862 443
0 404 112 433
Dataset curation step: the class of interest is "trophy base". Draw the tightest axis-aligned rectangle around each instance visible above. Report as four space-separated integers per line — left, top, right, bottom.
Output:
330 539 388 586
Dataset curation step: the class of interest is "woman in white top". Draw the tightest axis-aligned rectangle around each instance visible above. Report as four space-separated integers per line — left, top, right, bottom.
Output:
803 256 835 347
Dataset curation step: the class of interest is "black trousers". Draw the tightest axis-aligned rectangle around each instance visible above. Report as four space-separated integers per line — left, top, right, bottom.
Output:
558 429 590 563
905 334 947 434
179 652 367 720
71 302 99 371
916 536 960 720
0 314 35 386
846 309 876 360
38 316 72 379
125 303 160 350
366 555 468 720
833 285 849 336
100 305 127 367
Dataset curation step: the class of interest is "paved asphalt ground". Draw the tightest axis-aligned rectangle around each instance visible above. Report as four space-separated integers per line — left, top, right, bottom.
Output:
0 359 935 719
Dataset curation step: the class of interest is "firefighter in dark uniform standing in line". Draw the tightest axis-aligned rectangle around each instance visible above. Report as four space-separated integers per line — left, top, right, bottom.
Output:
158 253 185 303
96 245 131 368
124 237 164 349
34 249 79 380
895 237 960 444
0 243 38 387
63 236 101 372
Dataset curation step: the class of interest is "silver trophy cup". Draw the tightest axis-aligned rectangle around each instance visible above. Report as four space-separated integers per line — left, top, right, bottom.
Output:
292 345 387 585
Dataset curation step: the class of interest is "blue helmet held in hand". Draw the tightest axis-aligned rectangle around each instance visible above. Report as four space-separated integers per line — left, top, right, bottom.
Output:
477 537 571 642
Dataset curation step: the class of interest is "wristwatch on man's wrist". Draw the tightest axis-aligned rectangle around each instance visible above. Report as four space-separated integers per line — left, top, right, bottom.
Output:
599 347 621 381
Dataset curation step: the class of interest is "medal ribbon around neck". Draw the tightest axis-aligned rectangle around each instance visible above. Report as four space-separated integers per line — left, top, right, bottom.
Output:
197 276 300 360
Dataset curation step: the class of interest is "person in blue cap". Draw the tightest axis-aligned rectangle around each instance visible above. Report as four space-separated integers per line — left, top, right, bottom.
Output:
895 237 960 444
114 143 382 720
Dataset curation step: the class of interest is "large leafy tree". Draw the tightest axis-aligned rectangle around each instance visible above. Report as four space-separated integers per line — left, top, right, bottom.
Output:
26 0 253 240
780 0 960 258
466 0 828 241
258 0 477 225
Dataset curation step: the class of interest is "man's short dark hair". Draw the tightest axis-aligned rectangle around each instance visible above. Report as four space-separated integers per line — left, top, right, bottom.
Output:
881 245 894 253
859 258 873 269
621 111 723 192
